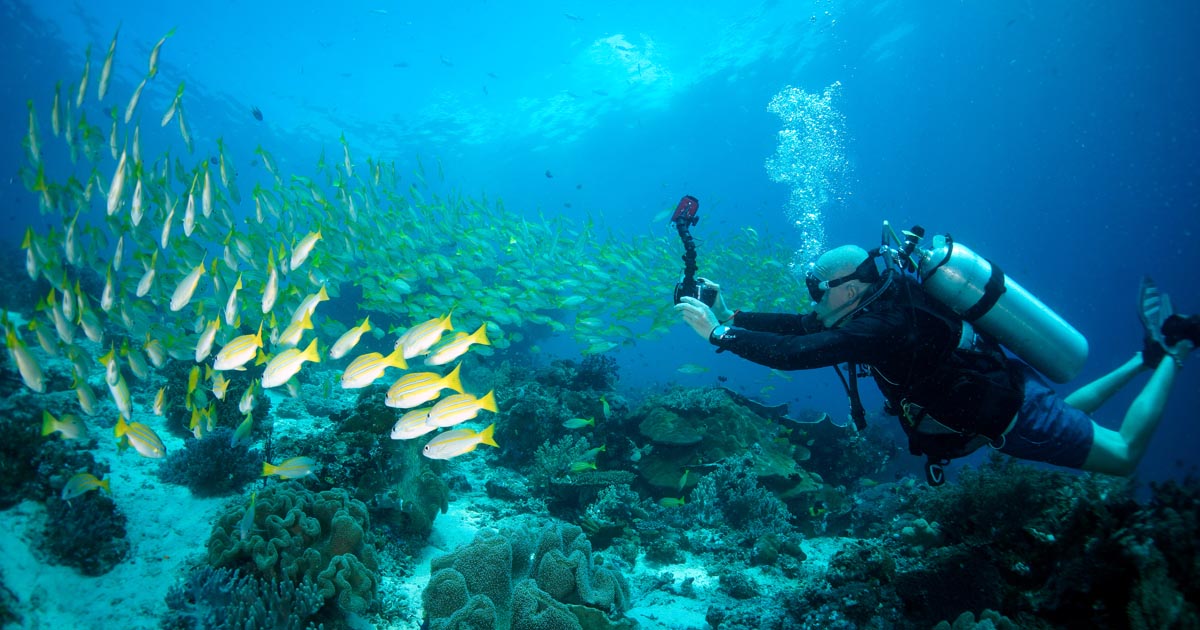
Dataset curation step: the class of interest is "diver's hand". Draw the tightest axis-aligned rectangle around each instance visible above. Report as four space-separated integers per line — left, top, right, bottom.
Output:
674 296 720 340
697 277 734 322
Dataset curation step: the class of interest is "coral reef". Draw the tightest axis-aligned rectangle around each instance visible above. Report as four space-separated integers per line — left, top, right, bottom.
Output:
423 518 633 630
631 387 820 501
320 385 450 543
207 481 380 617
0 565 20 628
673 452 797 544
38 488 130 576
158 427 262 497
0 391 101 509
161 566 325 630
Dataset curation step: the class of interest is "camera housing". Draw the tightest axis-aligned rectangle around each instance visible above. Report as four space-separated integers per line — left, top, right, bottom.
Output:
674 280 718 306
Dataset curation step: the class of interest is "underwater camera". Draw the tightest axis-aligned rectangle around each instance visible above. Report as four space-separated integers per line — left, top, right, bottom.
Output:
670 195 718 306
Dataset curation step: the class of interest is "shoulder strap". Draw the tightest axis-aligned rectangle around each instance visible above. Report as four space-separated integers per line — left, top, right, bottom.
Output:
834 362 868 431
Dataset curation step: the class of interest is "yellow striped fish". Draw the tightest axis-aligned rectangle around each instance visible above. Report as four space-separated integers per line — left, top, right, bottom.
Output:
114 415 165 458
422 424 498 460
262 456 317 479
390 407 437 440
261 339 320 388
340 346 407 389
329 316 371 360
385 363 464 409
170 259 207 311
214 322 264 371
425 324 490 366
426 390 498 428
396 313 453 359
61 472 110 501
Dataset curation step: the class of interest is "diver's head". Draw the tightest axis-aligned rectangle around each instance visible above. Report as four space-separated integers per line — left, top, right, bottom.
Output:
807 245 878 327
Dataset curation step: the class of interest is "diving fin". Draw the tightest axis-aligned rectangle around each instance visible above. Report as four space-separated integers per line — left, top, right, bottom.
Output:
1138 276 1173 367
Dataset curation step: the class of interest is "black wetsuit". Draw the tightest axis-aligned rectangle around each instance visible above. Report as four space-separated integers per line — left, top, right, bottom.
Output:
709 275 1025 464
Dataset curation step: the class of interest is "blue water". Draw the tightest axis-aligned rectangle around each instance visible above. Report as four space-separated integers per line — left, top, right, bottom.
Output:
2 0 1197 484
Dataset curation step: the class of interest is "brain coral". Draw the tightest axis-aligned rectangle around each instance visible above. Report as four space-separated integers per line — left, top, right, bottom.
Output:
207 481 379 615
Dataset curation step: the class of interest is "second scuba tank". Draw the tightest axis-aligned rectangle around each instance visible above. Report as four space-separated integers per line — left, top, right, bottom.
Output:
916 234 1088 383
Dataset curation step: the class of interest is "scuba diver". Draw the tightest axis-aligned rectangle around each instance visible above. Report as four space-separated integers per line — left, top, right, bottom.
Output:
674 243 1199 484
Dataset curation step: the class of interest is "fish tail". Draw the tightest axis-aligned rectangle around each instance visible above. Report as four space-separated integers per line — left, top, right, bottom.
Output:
443 363 464 394
478 423 498 448
479 390 498 413
471 323 491 346
360 316 371 333
114 415 129 437
41 411 58 436
100 478 111 493
385 345 408 369
261 462 276 477
302 338 321 363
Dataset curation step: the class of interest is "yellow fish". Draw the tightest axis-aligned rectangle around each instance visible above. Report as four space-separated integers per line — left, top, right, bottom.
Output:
195 317 221 363
135 250 158 297
214 322 264 371
389 407 437 440
340 346 407 389
5 329 44 392
97 26 118 101
421 424 498 460
329 316 371 360
114 415 165 458
261 253 279 314
109 372 133 419
262 456 317 479
61 472 110 501
289 285 329 325
290 230 322 271
275 309 312 349
261 339 320 389
106 147 127 216
385 363 464 409
212 372 231 400
72 370 98 415
238 380 258 414
396 313 453 359
426 391 498 428
170 259 207 311
154 387 166 416
224 274 242 326
42 411 87 440
424 324 490 366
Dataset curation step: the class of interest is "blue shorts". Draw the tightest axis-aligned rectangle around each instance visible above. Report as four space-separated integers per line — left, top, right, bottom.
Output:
997 363 1095 469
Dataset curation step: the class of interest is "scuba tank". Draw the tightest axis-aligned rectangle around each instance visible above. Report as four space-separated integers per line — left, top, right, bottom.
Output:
882 223 1088 383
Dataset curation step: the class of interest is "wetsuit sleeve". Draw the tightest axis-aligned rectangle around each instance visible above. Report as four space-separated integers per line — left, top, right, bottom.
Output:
710 310 906 370
732 311 822 335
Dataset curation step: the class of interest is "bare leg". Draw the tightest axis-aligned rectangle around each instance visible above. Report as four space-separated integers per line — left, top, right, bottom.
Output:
1064 354 1146 414
1083 343 1191 476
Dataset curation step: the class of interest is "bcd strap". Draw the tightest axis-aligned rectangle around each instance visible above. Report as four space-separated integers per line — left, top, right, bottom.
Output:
962 258 1007 322
834 363 869 432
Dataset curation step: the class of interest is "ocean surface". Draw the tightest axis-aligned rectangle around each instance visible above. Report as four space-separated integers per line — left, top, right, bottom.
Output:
1 1 1198 629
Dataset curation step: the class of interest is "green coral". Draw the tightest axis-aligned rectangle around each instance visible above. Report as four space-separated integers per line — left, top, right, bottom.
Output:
207 481 379 616
423 520 632 630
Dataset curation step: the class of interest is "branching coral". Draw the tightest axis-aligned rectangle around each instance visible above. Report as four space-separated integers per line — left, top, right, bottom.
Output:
161 566 325 630
158 427 262 497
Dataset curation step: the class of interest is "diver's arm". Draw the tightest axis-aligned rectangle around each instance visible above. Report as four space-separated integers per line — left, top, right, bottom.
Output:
731 311 821 335
710 313 898 370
